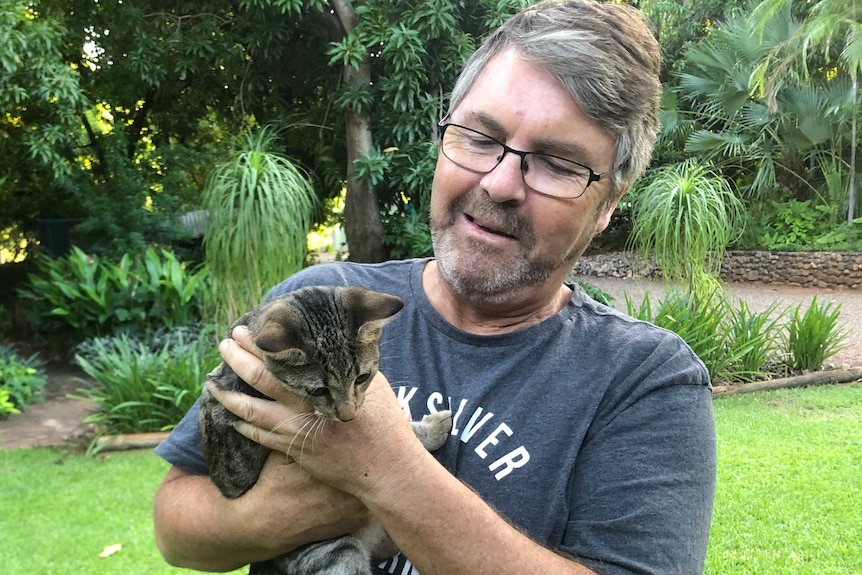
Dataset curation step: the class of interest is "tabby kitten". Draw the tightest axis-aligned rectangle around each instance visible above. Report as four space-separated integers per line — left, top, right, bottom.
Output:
199 285 452 575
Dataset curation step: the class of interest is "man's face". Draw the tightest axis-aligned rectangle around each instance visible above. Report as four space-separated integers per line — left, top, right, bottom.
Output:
430 49 619 302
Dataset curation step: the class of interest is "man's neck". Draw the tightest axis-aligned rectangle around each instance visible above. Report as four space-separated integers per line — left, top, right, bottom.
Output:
421 260 572 335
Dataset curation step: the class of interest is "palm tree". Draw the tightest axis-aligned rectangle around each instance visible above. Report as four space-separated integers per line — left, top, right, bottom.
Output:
629 160 745 296
751 0 861 223
202 127 319 326
671 6 846 203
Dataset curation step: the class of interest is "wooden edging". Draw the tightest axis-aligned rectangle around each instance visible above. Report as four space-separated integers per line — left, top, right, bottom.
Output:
712 368 862 397
95 431 170 452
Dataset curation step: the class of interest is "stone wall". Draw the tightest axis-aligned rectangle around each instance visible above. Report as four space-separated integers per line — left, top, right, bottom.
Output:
721 251 862 289
572 251 862 290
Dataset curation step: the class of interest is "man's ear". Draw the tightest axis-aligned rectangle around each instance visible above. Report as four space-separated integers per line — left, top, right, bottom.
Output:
595 186 629 234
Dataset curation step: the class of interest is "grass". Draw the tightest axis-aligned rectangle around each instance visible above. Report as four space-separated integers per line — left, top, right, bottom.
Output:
707 383 862 574
0 448 243 575
1 384 860 574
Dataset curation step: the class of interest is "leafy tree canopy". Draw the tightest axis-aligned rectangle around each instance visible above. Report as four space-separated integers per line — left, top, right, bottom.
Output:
1 0 528 260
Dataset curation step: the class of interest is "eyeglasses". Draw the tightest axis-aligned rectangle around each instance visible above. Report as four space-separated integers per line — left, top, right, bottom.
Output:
437 122 608 199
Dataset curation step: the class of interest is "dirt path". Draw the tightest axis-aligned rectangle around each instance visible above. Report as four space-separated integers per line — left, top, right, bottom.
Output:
1 279 859 450
0 364 96 450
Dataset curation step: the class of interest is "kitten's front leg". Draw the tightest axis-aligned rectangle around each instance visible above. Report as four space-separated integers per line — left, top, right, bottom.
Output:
410 410 453 451
199 363 271 499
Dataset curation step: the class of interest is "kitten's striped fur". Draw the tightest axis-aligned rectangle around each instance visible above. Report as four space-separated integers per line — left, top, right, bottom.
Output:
199 286 452 575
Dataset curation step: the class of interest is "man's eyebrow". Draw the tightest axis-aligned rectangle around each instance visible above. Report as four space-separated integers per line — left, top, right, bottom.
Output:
459 111 602 167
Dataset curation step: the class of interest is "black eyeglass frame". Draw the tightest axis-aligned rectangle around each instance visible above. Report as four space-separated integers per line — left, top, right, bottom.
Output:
436 121 609 199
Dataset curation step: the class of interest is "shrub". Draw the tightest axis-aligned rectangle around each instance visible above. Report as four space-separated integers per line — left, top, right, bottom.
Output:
203 126 318 327
0 344 47 417
626 290 786 384
724 300 785 381
72 326 220 447
18 246 208 341
756 200 829 250
627 290 850 383
784 296 850 371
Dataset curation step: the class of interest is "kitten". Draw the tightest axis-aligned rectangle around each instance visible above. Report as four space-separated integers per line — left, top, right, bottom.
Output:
199 285 452 575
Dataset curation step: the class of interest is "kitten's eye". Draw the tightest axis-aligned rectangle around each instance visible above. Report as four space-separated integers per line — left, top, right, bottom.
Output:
353 373 371 386
307 388 329 397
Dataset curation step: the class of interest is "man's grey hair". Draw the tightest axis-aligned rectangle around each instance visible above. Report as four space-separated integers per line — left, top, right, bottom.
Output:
447 0 662 201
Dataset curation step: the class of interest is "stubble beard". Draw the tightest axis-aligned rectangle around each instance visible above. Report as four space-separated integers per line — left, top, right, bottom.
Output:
430 190 594 304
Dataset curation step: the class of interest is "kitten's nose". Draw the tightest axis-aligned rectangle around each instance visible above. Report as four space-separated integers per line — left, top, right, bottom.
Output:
336 402 357 422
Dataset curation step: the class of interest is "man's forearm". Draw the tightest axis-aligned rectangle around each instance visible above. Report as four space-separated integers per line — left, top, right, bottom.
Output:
153 468 286 571
153 464 370 572
362 450 597 575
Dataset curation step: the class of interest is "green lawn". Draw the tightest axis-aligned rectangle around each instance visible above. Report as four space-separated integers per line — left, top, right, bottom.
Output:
707 383 862 574
1 384 860 574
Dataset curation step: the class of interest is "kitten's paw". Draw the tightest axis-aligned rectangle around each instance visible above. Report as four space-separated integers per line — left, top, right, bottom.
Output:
411 410 452 451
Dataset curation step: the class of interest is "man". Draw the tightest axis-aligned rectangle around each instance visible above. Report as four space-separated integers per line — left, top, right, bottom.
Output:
153 2 716 574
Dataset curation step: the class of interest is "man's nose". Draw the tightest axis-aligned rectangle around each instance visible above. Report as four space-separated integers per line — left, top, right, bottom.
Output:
479 150 528 204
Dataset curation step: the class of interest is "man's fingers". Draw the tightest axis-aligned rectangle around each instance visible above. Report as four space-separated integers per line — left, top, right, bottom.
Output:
232 325 263 359
218 336 283 400
207 381 273 426
232 420 272 449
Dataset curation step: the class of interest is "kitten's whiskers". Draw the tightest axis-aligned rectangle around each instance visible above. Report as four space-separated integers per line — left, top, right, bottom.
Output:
294 416 320 464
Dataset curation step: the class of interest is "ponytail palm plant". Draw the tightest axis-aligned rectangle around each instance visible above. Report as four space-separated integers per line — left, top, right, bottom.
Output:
629 160 744 295
203 127 318 326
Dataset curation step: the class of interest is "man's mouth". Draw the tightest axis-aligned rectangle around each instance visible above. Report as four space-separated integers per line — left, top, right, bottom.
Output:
465 214 517 239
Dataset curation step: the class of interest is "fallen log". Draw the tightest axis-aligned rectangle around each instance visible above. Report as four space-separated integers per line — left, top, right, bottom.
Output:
713 367 862 397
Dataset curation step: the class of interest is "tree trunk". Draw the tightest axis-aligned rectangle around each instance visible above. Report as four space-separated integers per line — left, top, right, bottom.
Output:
848 73 857 225
330 0 388 263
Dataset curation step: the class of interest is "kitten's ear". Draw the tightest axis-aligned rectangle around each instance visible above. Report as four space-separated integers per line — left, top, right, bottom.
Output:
254 307 303 354
348 288 404 342
351 288 404 323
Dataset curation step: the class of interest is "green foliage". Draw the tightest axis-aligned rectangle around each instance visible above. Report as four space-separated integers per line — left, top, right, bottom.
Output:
72 326 220 446
627 288 851 382
629 160 744 293
571 279 615 306
725 299 784 379
737 199 862 251
0 0 85 182
382 204 433 259
657 0 859 235
0 344 47 416
639 0 749 81
626 290 785 383
755 199 829 249
59 133 204 260
18 246 208 340
662 2 852 216
0 389 18 417
202 126 318 326
813 217 862 250
784 296 850 371
1 0 534 258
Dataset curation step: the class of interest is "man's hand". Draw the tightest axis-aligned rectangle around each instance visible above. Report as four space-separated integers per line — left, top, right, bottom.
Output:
210 326 427 498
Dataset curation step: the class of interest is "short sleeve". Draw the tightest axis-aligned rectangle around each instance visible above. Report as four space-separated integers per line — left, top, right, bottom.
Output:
562 347 716 575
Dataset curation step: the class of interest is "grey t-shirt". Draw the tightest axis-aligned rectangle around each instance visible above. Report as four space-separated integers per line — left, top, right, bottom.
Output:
156 258 716 575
